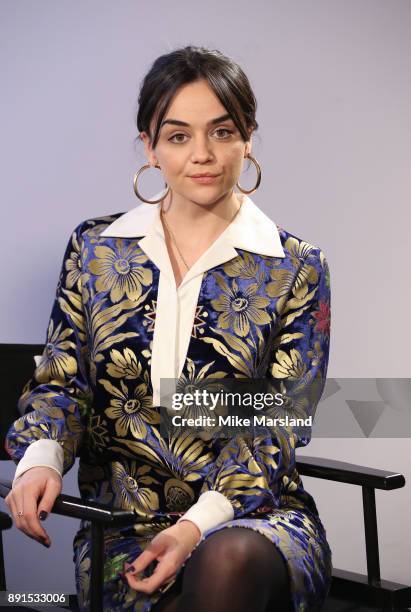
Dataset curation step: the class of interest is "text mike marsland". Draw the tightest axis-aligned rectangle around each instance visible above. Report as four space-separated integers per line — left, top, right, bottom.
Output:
170 415 313 427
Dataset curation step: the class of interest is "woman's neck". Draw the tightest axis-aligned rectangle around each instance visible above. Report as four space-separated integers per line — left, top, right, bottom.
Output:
160 190 243 247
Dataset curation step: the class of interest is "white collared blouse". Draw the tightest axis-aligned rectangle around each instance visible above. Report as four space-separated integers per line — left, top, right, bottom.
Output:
12 191 286 535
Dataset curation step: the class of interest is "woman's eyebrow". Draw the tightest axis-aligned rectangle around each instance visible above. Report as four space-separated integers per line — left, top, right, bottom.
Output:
161 113 232 128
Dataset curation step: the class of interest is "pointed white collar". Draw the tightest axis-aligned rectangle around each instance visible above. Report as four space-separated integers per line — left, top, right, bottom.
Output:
100 191 285 259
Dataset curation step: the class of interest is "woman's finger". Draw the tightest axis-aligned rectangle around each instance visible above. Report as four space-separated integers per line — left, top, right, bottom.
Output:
125 538 164 576
7 487 46 546
5 492 17 523
126 557 178 594
7 491 31 537
8 486 25 532
23 484 51 546
38 475 61 522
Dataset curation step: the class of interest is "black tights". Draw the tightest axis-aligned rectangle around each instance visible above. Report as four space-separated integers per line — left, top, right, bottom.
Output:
151 527 293 612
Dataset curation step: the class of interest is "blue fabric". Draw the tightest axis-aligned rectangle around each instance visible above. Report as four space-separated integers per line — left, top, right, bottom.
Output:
5 212 332 612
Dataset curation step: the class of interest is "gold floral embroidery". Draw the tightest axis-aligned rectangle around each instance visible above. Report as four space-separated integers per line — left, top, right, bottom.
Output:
111 461 160 514
100 378 159 438
211 274 271 337
35 320 77 383
88 240 152 303
164 478 195 511
86 296 143 385
105 347 144 380
270 348 307 380
65 230 90 294
284 237 318 299
223 252 264 280
87 411 110 451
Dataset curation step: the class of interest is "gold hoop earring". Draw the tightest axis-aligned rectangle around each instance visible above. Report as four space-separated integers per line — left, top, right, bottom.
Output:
133 163 170 204
236 154 261 194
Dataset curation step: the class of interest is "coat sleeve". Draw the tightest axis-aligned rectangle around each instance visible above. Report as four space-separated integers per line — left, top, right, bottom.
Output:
189 247 331 523
4 221 93 480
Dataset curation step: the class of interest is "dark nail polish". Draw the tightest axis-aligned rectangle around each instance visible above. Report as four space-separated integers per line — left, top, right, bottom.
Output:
39 511 48 521
42 540 50 548
125 566 136 574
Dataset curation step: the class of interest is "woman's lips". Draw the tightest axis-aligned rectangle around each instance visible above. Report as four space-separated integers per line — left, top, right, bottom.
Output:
190 175 221 184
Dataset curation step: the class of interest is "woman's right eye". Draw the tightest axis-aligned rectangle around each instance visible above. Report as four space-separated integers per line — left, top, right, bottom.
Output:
168 133 187 144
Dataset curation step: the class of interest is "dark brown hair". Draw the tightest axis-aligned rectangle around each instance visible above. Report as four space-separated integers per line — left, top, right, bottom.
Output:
135 45 259 150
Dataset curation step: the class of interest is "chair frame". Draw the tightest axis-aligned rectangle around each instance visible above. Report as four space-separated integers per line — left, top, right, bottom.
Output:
1 343 410 611
1 457 411 611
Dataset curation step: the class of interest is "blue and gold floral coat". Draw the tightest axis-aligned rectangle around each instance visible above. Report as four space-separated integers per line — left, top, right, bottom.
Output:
5 197 332 612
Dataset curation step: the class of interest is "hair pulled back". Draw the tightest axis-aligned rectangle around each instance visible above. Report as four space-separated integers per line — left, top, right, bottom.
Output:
136 45 259 150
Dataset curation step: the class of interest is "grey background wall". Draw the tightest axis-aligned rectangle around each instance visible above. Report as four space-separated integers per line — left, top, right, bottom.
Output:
1 0 410 599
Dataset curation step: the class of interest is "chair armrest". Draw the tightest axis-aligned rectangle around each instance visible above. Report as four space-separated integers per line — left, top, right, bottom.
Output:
0 510 13 530
296 456 405 490
0 479 179 528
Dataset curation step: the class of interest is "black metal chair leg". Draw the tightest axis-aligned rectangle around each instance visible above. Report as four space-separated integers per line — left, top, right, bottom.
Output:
0 533 6 591
362 486 381 585
90 521 105 612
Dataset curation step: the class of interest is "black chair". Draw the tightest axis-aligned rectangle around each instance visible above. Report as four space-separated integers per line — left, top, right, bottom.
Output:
1 343 410 612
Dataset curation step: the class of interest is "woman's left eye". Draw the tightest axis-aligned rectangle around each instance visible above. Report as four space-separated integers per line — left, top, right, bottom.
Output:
215 128 233 138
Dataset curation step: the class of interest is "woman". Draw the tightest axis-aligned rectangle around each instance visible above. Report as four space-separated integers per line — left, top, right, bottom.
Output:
5 46 332 611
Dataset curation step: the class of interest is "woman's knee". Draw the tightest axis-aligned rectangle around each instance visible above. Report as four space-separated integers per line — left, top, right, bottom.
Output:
186 528 258 573
180 527 292 611
184 527 286 583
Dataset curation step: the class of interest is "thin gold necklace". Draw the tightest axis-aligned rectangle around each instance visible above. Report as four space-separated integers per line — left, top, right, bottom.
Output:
160 197 243 271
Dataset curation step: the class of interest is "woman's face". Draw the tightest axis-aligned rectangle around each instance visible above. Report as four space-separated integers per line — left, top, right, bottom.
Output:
140 79 252 206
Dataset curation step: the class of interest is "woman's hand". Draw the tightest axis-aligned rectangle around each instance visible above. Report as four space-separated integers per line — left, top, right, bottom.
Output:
4 466 62 548
123 520 201 594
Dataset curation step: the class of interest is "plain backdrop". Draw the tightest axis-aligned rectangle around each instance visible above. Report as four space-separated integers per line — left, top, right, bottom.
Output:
1 0 410 599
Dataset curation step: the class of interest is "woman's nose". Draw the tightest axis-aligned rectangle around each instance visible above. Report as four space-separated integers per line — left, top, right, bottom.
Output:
190 137 214 161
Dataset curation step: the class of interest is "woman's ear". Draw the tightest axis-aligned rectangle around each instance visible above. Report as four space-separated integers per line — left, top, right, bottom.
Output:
245 139 252 157
245 130 253 157
140 131 158 166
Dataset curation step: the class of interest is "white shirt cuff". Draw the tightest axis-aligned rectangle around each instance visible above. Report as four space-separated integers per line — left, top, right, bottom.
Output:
13 439 64 486
176 490 234 536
